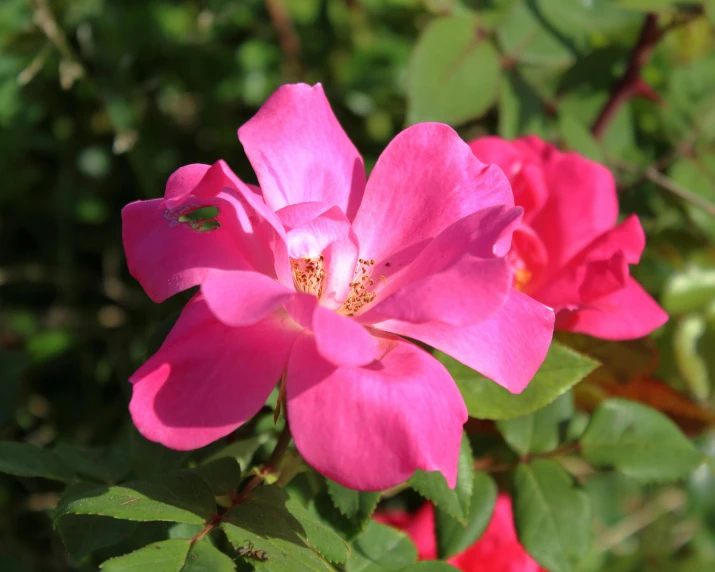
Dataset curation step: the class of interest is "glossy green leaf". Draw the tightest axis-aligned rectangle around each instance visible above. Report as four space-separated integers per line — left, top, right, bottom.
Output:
407 15 500 125
497 392 574 455
286 492 350 563
410 434 473 524
56 514 137 560
439 342 597 420
56 473 216 524
100 539 235 572
581 399 704 482
514 460 591 572
221 485 333 570
346 521 417 571
435 471 497 559
203 437 264 472
186 457 242 496
54 442 130 483
0 441 75 482
326 480 380 531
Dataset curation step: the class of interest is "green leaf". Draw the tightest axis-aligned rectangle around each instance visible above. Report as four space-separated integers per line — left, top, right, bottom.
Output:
498 69 550 139
326 479 380 530
56 472 217 524
410 434 473 524
662 264 715 315
558 112 604 162
183 541 237 572
54 442 131 483
669 157 715 244
0 441 75 482
100 539 235 572
187 457 242 496
400 564 458 571
613 0 680 11
346 521 417 572
56 514 137 560
497 392 574 455
101 539 190 571
497 1 580 68
407 15 500 125
221 485 333 570
435 471 497 559
286 492 351 563
439 341 597 420
203 437 264 472
513 460 591 572
580 399 704 482
131 430 187 478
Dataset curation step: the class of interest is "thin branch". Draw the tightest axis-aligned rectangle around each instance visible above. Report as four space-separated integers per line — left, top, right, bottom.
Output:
265 0 303 81
475 442 582 473
614 159 715 218
190 422 292 545
591 8 704 140
591 14 660 140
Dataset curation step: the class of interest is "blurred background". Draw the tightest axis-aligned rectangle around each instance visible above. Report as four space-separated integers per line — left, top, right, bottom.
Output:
2 0 715 570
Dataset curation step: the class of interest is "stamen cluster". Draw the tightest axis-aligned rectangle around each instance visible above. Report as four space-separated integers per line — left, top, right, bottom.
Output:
291 255 325 298
340 258 378 316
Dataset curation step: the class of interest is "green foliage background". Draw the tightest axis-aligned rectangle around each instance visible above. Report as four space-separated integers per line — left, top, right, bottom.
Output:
2 0 715 570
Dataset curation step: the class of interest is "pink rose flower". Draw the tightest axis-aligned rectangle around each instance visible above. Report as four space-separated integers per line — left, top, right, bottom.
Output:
469 136 667 340
375 494 545 571
121 84 554 491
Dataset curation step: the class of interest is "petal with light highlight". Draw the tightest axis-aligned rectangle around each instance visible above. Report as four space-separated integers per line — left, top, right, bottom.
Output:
129 295 299 450
287 333 467 491
375 289 554 394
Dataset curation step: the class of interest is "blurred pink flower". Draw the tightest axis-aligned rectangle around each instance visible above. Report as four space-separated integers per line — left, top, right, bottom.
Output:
122 84 554 491
469 136 667 340
375 494 545 571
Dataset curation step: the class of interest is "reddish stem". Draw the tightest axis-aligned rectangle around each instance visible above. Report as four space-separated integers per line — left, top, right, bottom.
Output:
591 14 661 141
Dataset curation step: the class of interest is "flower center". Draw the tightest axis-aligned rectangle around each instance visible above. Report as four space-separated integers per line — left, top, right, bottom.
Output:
339 258 379 316
508 249 532 292
291 256 325 298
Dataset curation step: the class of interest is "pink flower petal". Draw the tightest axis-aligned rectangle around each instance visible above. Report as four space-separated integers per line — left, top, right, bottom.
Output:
278 203 359 308
530 147 619 270
556 277 668 340
123 160 292 302
129 295 299 450
360 206 522 325
287 332 467 491
163 163 212 203
201 270 295 327
238 83 366 219
533 215 646 310
312 306 377 367
374 504 437 561
469 136 549 220
352 123 514 265
369 258 511 326
123 194 256 303
449 495 544 572
375 289 554 394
